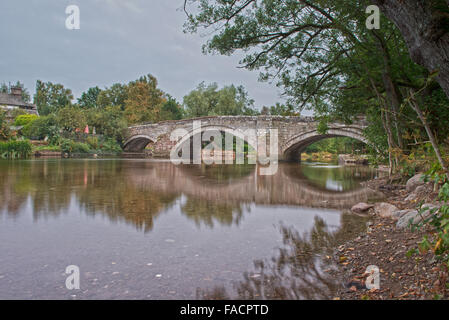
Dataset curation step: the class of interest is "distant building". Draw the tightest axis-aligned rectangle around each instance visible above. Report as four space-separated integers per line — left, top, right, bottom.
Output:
0 86 38 115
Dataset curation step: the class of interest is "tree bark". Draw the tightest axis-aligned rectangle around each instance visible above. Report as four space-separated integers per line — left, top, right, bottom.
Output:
373 0 449 98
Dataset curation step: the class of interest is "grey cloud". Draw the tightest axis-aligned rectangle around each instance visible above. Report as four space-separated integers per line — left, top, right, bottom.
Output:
0 0 286 110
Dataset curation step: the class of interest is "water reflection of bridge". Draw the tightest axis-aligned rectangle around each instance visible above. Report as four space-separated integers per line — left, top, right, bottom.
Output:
128 162 384 209
0 160 384 233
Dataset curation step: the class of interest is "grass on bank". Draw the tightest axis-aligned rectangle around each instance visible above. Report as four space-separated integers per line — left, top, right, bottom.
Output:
0 140 33 159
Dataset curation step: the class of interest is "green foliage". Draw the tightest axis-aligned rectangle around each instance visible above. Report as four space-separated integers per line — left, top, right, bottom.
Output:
160 96 184 120
14 114 38 127
22 114 60 143
305 137 365 155
0 109 11 141
317 118 330 135
60 136 121 155
363 108 389 159
97 138 122 154
34 80 73 115
78 86 102 109
183 0 449 171
183 82 256 117
260 103 298 116
124 74 166 124
0 140 32 159
86 105 128 143
56 106 87 133
33 145 61 152
410 169 449 266
86 136 99 150
97 83 128 110
60 138 91 154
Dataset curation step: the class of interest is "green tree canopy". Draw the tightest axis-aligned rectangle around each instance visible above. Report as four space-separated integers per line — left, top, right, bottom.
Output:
183 82 256 117
124 74 165 124
160 95 184 120
78 86 102 109
56 106 87 133
97 83 128 110
34 80 73 115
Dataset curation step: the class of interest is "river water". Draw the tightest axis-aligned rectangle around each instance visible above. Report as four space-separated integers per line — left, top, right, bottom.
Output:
0 159 385 299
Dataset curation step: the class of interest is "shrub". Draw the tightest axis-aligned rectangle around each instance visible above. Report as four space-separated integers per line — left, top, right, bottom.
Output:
57 106 87 133
86 136 99 150
22 114 60 143
72 142 91 154
98 138 122 154
0 109 11 141
60 138 91 154
410 166 449 268
14 114 39 126
0 140 32 159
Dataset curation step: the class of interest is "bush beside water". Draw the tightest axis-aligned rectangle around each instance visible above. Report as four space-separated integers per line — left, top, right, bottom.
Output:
0 140 33 159
59 137 122 155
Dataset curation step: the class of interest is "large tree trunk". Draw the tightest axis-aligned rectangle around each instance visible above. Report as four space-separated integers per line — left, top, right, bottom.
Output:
373 0 449 98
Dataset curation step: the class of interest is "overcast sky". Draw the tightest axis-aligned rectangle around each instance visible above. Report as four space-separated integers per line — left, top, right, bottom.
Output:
0 0 286 110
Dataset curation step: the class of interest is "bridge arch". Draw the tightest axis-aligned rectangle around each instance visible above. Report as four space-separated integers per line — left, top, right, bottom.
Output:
172 124 258 156
123 135 155 152
282 128 369 161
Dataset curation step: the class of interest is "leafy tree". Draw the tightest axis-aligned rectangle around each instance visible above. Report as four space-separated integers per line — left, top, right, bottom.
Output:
0 109 11 141
22 114 59 142
56 106 87 133
78 86 102 109
160 95 184 120
262 103 298 116
183 82 256 117
96 83 128 110
34 80 73 115
124 74 165 124
183 0 449 174
87 106 128 143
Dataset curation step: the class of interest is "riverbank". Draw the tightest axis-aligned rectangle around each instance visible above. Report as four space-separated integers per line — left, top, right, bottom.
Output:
331 173 448 300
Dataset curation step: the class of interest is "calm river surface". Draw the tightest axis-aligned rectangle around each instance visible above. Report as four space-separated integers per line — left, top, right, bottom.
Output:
0 159 385 299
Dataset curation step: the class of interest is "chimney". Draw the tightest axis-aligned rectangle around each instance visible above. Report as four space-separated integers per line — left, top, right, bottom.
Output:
10 86 23 99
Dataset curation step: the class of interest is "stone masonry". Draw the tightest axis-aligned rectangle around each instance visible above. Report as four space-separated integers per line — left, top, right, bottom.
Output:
123 116 368 161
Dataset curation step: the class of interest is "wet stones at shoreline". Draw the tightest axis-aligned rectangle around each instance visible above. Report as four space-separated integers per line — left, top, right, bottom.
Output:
374 202 399 219
406 173 425 192
396 204 440 229
351 202 374 214
405 183 433 202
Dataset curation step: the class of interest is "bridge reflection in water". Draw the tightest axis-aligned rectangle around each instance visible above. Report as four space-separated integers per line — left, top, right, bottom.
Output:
0 160 384 231
0 160 385 299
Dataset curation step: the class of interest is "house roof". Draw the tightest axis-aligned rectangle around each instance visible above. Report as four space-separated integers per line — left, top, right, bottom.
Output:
0 92 37 109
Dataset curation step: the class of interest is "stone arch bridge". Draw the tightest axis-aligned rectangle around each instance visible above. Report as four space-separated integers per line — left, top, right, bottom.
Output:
124 116 368 161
